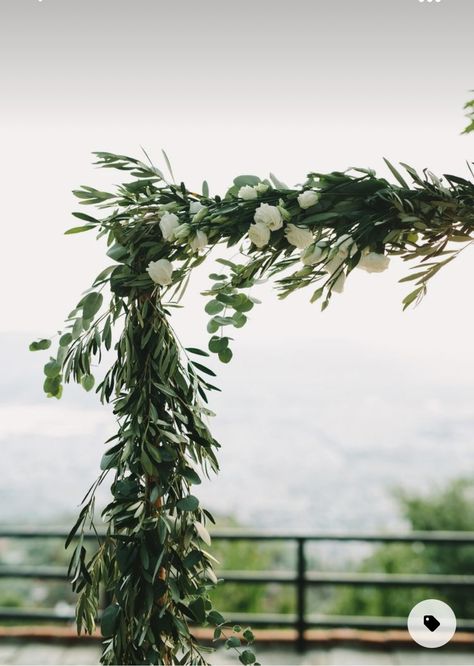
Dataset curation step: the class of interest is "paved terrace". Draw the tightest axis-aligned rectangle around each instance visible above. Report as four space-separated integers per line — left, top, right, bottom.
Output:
0 628 473 665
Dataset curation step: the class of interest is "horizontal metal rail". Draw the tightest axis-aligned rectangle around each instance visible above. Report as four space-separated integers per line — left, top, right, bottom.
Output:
2 527 474 543
2 608 474 632
0 566 68 581
223 612 474 632
1 528 474 651
3 566 474 588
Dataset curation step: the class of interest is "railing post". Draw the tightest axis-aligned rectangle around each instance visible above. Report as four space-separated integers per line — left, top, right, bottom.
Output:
296 537 306 653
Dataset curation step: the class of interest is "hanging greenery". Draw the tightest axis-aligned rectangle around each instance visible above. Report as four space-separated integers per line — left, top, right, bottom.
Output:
29 149 474 665
464 94 474 134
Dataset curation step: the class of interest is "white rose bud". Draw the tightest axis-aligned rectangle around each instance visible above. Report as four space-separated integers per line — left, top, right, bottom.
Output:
301 244 327 266
255 182 269 194
189 200 204 214
174 223 191 241
159 212 180 242
297 190 319 210
248 221 271 248
285 224 314 249
238 185 258 200
278 205 292 222
190 230 208 252
191 206 208 224
159 202 180 213
147 259 174 286
254 203 283 231
357 251 390 273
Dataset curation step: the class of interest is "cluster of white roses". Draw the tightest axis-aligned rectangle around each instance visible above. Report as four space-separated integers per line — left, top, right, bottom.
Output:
301 235 390 292
245 189 319 250
159 203 209 251
146 187 390 291
147 201 209 286
247 189 390 293
237 183 270 200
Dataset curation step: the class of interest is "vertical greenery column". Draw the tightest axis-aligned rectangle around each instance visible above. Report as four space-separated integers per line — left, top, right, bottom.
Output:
71 291 226 664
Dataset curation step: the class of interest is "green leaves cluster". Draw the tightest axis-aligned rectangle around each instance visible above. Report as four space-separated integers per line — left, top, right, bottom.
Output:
212 619 258 665
29 339 51 352
65 299 227 664
204 259 260 363
463 96 474 135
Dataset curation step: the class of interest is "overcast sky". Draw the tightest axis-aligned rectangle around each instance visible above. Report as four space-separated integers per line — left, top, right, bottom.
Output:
1 2 474 525
0 0 472 354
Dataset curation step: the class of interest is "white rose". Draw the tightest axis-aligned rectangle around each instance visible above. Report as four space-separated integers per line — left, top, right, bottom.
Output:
147 259 174 286
254 203 283 231
324 256 345 275
301 244 326 266
238 185 258 200
248 222 271 248
159 212 180 241
334 234 356 259
189 201 204 214
190 230 208 252
357 251 390 273
285 224 313 249
297 190 319 210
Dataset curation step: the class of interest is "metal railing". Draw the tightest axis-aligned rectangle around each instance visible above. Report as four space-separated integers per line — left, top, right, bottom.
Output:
1 528 474 651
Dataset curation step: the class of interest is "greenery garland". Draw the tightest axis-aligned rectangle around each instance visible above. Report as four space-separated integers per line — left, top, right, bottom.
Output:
29 149 474 665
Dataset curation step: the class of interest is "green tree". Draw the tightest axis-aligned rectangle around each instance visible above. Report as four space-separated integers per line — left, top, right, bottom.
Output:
332 478 474 619
209 531 293 615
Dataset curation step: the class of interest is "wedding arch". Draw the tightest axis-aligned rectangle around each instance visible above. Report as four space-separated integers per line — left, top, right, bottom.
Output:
30 129 474 664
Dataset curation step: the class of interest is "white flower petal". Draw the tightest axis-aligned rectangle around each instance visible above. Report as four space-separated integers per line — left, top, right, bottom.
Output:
297 190 319 209
248 221 271 248
238 185 258 200
159 212 180 242
147 259 174 286
285 224 313 249
190 230 208 252
357 251 390 273
254 203 283 231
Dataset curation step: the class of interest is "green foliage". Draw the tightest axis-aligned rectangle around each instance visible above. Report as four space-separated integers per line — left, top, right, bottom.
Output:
101 604 121 637
209 532 293 616
463 96 474 134
0 536 77 612
81 373 95 391
82 292 103 320
28 144 474 665
29 339 51 352
331 478 474 619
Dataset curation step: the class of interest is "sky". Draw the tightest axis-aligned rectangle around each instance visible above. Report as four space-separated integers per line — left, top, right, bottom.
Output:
1 0 473 526
0 0 472 340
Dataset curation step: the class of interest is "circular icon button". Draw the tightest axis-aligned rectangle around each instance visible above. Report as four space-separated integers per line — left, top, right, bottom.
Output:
408 599 456 648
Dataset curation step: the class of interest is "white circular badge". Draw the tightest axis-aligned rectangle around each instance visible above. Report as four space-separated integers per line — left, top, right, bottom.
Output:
407 599 456 648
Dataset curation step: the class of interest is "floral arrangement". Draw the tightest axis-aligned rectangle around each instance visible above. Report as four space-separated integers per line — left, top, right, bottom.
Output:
30 150 474 665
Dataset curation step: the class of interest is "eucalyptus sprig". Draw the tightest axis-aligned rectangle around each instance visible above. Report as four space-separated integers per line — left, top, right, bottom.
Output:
30 147 473 665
